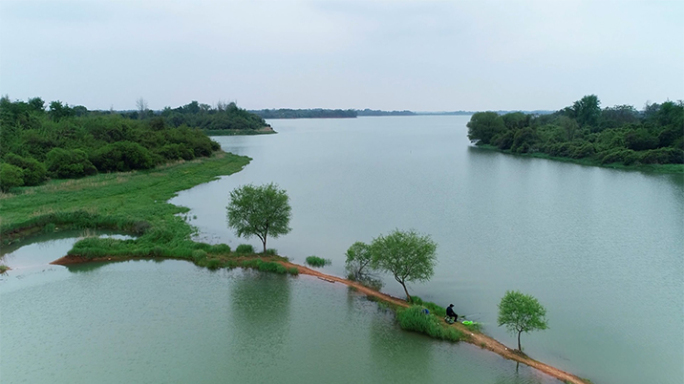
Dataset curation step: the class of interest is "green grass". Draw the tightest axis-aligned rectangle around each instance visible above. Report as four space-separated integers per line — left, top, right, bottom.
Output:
0 153 251 259
0 265 9 274
409 296 447 317
305 255 330 267
396 306 465 342
235 244 255 255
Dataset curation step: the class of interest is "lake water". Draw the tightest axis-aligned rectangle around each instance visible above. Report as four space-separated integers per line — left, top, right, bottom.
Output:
1 237 554 384
2 116 682 383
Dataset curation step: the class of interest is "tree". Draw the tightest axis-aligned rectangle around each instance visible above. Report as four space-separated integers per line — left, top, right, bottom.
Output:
370 229 437 301
226 183 292 253
345 241 372 280
467 112 505 145
497 290 548 351
572 95 601 128
136 98 148 120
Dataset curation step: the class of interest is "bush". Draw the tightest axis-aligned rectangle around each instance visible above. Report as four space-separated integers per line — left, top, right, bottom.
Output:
45 148 97 178
305 255 330 267
90 141 154 172
0 163 24 192
235 244 254 254
265 248 278 255
396 306 464 342
210 244 231 254
191 249 207 262
4 153 47 185
206 259 221 270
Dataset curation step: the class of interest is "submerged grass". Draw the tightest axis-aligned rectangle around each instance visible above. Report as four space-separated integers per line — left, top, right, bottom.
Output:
305 255 330 267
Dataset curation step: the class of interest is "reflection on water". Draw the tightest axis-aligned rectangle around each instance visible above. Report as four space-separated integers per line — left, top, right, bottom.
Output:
0 238 559 384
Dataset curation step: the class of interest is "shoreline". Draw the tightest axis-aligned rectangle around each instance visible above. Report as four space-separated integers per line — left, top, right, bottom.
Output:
472 144 684 174
49 254 591 384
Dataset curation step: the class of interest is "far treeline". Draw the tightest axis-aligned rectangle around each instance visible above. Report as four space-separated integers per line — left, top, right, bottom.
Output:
467 95 684 171
0 97 267 191
250 108 417 118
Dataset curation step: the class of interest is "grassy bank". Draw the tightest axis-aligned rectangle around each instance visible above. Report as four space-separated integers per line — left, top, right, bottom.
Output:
0 152 249 256
474 144 684 174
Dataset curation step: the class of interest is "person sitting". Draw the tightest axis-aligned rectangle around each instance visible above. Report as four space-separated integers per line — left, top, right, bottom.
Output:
445 304 458 324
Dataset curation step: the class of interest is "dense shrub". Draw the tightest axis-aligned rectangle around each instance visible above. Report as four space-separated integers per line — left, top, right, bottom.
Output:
90 141 154 172
45 148 97 178
235 244 255 254
4 153 47 185
0 163 24 192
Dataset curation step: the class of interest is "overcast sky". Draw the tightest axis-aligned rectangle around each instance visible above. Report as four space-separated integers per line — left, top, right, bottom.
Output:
1 0 682 111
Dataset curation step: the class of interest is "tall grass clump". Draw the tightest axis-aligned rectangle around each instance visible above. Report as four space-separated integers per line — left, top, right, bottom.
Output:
0 265 9 274
206 259 221 270
235 244 254 255
264 248 278 255
305 255 330 267
210 244 231 254
396 306 464 342
410 296 447 317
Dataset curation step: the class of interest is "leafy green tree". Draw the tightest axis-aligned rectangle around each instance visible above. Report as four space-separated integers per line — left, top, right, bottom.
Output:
467 112 505 145
345 241 373 280
0 163 24 192
370 229 437 301
226 183 292 253
572 95 601 128
497 290 548 351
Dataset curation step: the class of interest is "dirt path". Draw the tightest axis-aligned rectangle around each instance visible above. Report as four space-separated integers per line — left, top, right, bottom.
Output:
279 261 590 384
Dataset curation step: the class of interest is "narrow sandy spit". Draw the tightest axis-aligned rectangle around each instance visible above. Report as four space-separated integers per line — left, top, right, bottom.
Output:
279 261 590 384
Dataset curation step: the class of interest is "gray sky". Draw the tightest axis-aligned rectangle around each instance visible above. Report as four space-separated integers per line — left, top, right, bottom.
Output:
1 0 682 111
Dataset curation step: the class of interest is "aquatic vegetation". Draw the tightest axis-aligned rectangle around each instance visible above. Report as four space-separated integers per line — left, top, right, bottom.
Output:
305 256 330 267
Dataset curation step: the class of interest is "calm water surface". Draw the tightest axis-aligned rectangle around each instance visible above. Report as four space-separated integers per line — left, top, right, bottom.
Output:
1 238 553 384
170 116 684 384
2 116 682 384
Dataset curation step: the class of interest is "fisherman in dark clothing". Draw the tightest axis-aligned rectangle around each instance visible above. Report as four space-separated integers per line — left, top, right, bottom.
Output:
445 304 458 324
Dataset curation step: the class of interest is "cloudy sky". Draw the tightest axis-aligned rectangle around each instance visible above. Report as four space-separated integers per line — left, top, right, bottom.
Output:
1 0 682 111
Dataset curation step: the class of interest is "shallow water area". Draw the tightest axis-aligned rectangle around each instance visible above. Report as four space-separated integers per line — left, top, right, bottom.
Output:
0 239 557 384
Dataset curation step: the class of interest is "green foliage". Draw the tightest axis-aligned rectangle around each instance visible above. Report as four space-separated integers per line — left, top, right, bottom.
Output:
226 183 292 253
0 163 24 192
4 153 47 186
305 255 330 267
498 290 549 351
235 244 255 254
409 296 447 317
90 141 154 172
467 111 505 145
206 259 221 270
467 96 684 172
396 306 464 342
370 229 437 301
345 241 372 280
265 248 278 255
45 148 97 178
0 265 8 274
210 244 231 254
